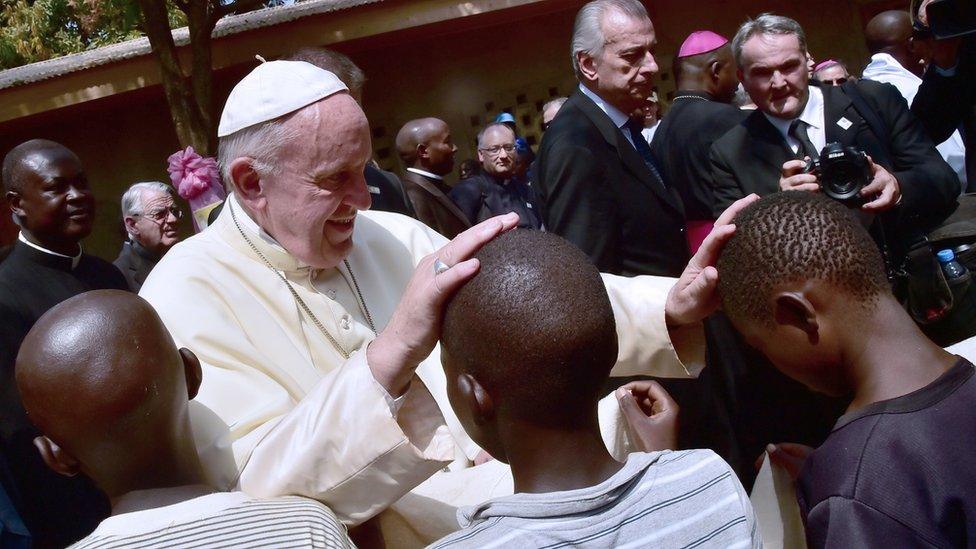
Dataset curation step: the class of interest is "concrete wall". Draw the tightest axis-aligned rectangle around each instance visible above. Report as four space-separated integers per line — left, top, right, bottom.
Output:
0 0 894 260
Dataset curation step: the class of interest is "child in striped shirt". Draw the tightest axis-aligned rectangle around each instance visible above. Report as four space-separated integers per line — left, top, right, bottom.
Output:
15 290 353 548
432 230 761 548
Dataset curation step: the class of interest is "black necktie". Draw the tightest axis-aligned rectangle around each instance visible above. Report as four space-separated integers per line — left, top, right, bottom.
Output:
788 119 820 161
624 118 667 188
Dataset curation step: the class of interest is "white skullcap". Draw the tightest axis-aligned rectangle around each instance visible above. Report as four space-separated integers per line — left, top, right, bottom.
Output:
217 60 348 137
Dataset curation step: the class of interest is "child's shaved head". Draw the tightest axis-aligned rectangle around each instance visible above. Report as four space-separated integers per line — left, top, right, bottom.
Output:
16 290 201 495
441 230 617 428
718 192 888 327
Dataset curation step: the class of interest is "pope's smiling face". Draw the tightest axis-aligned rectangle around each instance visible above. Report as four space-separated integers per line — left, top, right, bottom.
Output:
258 94 373 269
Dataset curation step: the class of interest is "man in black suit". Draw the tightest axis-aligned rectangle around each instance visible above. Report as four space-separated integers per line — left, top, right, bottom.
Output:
534 0 687 277
114 181 181 292
706 13 959 474
1 139 128 547
651 31 745 250
450 123 543 230
709 14 959 239
395 118 470 238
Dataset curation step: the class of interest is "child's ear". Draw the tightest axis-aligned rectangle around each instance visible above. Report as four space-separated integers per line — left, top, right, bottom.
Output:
458 373 494 425
34 436 80 477
772 291 820 342
180 348 203 400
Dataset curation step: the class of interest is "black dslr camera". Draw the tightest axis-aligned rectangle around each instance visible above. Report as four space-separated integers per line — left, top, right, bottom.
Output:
803 142 872 205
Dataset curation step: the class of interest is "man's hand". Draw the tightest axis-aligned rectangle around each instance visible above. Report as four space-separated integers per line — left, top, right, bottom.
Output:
860 156 901 212
665 194 759 326
367 212 520 396
755 442 815 482
780 158 820 193
616 380 679 452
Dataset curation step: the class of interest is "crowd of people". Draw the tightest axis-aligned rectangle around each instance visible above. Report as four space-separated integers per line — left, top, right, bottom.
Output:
1 0 975 547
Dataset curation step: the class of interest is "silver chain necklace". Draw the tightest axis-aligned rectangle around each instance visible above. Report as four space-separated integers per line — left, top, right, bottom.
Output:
230 203 376 360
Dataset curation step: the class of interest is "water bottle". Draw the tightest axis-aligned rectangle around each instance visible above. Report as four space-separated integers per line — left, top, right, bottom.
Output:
937 249 968 279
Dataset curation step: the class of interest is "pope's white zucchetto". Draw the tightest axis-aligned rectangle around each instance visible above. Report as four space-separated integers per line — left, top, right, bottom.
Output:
217 60 349 137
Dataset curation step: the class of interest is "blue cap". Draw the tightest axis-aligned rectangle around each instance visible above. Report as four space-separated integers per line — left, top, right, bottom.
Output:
937 249 955 263
495 112 516 124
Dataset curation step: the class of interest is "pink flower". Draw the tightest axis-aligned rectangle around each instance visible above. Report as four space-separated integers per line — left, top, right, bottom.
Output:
166 146 222 200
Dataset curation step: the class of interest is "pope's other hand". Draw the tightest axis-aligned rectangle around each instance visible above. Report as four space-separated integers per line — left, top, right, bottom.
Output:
367 212 520 397
665 194 758 327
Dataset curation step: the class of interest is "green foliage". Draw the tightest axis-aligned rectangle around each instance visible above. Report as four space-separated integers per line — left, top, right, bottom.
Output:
0 0 186 69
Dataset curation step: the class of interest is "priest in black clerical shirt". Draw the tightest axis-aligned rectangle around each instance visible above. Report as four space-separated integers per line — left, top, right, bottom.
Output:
450 123 543 230
651 31 746 249
0 139 127 548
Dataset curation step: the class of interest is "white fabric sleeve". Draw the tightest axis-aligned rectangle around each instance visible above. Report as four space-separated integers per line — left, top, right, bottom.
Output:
602 273 706 379
235 349 455 525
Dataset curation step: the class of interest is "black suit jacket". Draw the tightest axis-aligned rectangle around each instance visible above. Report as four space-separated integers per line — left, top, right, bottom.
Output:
535 89 689 277
913 38 976 190
0 242 127 547
401 170 471 239
113 240 160 292
365 164 415 217
709 80 960 234
651 92 748 221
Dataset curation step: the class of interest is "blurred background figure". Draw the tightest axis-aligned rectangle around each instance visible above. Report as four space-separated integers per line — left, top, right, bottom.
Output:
115 181 181 292
812 58 852 85
541 97 568 132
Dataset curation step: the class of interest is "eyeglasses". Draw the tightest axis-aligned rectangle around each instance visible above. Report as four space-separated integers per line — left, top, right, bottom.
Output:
133 206 183 222
479 144 516 156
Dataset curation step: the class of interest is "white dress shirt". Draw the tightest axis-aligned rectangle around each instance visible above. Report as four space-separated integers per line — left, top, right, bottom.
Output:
862 52 967 187
579 83 639 149
763 86 826 157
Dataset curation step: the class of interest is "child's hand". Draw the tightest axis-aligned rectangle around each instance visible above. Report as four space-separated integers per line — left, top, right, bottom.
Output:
616 380 679 452
755 442 815 482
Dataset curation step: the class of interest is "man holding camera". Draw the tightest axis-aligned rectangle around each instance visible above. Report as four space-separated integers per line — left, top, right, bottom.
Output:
709 14 959 242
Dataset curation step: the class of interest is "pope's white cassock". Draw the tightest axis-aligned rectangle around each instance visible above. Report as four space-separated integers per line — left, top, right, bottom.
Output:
141 194 704 530
139 62 705 544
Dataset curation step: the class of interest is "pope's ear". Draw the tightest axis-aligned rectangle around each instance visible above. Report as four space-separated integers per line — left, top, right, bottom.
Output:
229 157 264 205
457 373 495 426
34 436 80 478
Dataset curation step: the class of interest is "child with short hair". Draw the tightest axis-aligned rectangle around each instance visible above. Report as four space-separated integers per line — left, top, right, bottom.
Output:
432 230 760 548
717 192 976 546
15 290 353 548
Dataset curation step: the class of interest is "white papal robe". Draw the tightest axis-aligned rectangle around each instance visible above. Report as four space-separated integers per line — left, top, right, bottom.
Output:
139 193 704 530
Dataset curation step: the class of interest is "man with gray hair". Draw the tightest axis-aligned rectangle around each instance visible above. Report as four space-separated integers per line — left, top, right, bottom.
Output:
535 0 689 278
450 122 543 229
114 181 181 291
139 57 744 544
541 97 567 132
708 13 958 234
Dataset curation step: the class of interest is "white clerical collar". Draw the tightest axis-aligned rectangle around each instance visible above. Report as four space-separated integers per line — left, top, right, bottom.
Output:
406 167 444 181
763 85 824 144
579 83 631 130
18 232 82 269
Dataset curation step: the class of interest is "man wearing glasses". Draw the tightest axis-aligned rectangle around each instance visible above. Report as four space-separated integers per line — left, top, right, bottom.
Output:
449 122 543 229
115 181 183 291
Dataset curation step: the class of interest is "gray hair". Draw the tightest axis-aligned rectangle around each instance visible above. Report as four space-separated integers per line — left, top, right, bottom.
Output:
570 0 649 79
121 181 174 238
121 181 173 218
477 123 515 148
732 13 807 68
216 108 307 188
